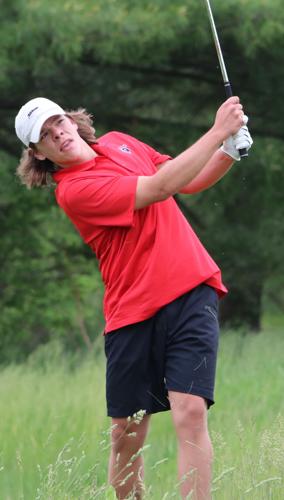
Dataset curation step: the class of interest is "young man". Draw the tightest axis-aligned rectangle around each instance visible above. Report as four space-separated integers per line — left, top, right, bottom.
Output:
15 96 252 499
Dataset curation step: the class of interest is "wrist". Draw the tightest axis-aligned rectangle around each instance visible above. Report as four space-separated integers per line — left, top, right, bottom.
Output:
209 125 228 146
219 146 238 162
221 138 240 161
207 126 225 149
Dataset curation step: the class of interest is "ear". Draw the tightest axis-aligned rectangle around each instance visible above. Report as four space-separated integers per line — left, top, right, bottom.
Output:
33 150 47 161
29 147 46 161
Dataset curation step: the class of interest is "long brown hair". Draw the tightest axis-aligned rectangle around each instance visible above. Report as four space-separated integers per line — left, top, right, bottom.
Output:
16 108 97 189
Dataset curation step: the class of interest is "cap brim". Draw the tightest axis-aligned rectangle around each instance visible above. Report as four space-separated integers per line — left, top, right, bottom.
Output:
29 108 66 144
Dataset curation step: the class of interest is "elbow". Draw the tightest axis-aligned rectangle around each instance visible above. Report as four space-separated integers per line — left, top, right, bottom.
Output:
136 177 173 209
157 184 175 201
139 174 177 205
152 170 178 201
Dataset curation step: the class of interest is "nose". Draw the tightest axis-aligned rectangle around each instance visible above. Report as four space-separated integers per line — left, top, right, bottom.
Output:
51 126 63 141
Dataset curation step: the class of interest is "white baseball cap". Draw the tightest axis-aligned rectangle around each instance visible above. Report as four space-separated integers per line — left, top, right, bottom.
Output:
15 97 66 147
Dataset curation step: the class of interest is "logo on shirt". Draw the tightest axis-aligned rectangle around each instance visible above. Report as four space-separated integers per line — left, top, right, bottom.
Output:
119 144 131 154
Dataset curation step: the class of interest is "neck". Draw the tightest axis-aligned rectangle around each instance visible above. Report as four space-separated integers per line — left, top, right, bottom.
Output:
57 142 98 168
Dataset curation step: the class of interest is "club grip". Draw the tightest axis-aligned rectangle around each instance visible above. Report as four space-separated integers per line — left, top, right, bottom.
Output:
224 82 233 98
239 148 248 158
224 81 248 159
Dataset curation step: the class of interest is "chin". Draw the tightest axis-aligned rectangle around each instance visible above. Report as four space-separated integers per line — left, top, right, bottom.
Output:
58 152 80 165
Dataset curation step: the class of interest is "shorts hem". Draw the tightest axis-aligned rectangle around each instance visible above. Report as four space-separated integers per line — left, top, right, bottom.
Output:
107 405 171 418
166 386 215 409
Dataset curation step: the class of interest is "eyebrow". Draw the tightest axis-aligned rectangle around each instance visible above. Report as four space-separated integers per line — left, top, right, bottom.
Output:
40 115 63 134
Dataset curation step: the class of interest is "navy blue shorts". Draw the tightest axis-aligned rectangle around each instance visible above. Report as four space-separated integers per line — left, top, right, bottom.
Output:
104 284 220 418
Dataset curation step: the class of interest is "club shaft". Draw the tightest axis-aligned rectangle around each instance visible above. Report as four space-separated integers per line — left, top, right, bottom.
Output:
204 0 229 84
204 0 248 158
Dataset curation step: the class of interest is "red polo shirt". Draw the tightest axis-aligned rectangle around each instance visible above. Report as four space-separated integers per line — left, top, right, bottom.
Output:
53 131 227 332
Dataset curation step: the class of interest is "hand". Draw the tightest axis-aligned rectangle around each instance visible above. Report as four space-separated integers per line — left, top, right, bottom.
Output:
213 96 246 141
221 116 253 161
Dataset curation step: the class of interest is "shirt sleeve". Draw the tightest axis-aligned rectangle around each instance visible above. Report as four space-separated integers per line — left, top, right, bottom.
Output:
114 132 172 167
139 141 172 166
62 175 138 228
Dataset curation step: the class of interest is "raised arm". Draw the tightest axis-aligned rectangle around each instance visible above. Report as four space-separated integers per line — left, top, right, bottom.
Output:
178 149 234 194
178 116 253 194
135 96 244 210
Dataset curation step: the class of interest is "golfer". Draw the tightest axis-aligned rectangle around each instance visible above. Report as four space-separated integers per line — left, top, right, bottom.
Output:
15 96 252 499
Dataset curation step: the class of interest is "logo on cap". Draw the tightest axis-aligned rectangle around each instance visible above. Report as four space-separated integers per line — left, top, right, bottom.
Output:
27 107 39 118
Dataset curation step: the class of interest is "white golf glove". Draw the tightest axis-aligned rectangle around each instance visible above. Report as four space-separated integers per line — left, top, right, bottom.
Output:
221 115 253 161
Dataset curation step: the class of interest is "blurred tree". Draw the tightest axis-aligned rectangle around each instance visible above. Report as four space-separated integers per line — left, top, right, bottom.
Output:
1 0 284 360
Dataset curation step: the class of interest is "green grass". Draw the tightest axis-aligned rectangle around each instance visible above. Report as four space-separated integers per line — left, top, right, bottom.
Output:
0 326 283 499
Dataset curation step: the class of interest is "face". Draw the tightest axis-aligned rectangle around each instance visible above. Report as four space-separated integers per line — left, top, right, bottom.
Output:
33 115 87 166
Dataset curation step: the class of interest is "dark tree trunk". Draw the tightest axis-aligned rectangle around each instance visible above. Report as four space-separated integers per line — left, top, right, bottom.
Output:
219 281 263 332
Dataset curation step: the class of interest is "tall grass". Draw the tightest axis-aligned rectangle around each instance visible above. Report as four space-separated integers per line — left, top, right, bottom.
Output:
0 326 283 499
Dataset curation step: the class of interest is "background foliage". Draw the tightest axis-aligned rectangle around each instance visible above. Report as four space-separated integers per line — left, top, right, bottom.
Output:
1 0 284 362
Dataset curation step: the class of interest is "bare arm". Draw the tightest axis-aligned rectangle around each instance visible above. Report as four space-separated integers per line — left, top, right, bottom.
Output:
179 149 234 194
135 96 244 209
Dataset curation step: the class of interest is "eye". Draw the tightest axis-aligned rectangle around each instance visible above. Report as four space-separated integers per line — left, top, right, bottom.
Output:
40 131 48 141
57 118 64 124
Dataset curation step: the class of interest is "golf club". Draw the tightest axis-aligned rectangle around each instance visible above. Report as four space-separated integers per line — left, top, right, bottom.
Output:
204 0 248 158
